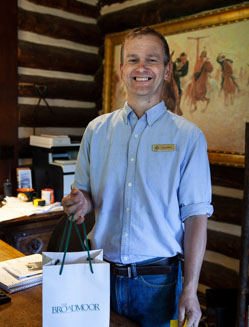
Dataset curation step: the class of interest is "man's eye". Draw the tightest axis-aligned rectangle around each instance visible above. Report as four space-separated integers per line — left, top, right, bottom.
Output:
128 59 137 63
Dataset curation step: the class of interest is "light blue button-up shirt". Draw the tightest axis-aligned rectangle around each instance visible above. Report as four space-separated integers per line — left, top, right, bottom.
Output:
72 101 213 264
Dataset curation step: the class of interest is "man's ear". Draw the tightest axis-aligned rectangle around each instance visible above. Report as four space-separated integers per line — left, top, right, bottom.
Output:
164 63 171 81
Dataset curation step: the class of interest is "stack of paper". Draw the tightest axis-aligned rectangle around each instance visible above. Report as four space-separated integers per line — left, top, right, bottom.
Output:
0 254 42 293
0 197 63 223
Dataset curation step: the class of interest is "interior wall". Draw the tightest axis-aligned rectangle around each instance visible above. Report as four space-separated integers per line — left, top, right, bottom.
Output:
17 0 102 162
0 1 18 195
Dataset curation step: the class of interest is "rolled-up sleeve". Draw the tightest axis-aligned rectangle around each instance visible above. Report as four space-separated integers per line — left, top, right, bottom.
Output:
178 131 214 221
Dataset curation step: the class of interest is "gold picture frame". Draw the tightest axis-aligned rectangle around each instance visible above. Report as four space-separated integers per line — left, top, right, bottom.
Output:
102 3 249 167
103 3 249 167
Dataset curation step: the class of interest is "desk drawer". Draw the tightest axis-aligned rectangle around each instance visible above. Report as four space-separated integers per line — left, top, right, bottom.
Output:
8 229 54 254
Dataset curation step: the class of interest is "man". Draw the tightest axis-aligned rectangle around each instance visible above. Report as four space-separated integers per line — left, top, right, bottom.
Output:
173 52 189 96
216 53 240 92
62 27 213 327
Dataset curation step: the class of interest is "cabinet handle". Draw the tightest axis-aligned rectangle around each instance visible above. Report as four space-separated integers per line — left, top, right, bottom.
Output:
28 239 43 254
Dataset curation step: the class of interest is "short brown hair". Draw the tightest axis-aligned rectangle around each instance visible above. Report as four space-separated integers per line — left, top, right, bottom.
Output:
120 27 170 66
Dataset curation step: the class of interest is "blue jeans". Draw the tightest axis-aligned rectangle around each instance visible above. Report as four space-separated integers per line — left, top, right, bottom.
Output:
110 260 182 327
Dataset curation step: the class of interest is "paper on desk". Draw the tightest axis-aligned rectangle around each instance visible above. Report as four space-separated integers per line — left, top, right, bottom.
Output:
0 197 63 222
0 254 42 293
4 256 42 280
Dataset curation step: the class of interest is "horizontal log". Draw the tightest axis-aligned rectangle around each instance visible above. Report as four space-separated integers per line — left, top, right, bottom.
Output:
210 164 244 189
19 104 98 127
212 194 243 225
26 0 99 19
18 75 101 102
98 0 245 34
18 8 102 47
207 229 241 259
18 40 102 75
200 261 240 289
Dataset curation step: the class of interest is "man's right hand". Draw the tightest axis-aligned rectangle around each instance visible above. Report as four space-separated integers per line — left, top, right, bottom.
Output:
61 188 91 224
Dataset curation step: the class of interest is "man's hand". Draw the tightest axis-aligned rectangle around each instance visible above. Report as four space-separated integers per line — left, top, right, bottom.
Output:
61 188 92 224
178 288 201 327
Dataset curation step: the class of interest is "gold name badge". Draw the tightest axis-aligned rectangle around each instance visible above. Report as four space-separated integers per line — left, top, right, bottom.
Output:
152 144 176 151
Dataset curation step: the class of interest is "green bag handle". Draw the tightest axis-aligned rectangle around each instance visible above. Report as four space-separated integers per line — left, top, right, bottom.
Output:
59 214 93 275
59 216 87 253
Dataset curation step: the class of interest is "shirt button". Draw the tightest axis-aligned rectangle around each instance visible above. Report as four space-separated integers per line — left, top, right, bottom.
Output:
134 134 138 138
124 233 128 237
130 158 135 162
123 256 128 261
126 207 130 211
132 113 136 118
128 182 132 187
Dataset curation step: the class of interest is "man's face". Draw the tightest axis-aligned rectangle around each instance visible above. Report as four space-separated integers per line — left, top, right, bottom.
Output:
120 34 169 102
180 55 187 64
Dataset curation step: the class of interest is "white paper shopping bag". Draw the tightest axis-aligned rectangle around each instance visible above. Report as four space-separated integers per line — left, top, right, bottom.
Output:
42 249 110 327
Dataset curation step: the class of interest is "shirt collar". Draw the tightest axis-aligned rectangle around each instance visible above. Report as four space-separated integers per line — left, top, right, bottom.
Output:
123 102 133 124
122 101 167 126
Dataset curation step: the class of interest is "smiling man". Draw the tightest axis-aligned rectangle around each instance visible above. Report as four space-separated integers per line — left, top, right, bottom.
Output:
119 31 170 116
62 27 213 327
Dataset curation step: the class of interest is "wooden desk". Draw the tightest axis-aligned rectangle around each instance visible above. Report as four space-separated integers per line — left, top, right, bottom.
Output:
0 239 24 261
0 240 139 327
0 211 63 254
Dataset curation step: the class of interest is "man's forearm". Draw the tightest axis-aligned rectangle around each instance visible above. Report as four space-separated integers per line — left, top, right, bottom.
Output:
183 215 208 292
177 215 208 326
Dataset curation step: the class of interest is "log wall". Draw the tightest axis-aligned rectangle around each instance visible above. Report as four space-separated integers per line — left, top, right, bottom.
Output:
17 0 102 161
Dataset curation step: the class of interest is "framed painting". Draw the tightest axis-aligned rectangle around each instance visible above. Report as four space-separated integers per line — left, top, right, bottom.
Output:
102 3 249 167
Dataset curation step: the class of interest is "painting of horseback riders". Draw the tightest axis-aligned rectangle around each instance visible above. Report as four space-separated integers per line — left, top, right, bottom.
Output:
104 5 249 161
162 19 249 154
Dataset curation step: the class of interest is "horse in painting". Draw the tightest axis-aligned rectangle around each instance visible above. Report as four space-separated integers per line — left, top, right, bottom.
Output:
184 60 213 112
221 59 237 106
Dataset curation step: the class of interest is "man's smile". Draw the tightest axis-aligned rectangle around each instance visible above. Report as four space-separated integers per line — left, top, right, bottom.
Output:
133 77 152 81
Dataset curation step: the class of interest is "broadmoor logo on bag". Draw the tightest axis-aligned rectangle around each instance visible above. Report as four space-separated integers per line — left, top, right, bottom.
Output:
52 303 100 314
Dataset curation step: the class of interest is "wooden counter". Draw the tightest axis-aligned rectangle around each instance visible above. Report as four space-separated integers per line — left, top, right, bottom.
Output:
0 240 139 327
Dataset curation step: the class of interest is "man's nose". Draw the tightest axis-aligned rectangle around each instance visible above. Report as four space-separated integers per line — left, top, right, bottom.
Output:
136 61 147 72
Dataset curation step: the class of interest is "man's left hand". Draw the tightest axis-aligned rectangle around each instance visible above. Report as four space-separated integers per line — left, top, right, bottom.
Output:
177 288 202 327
